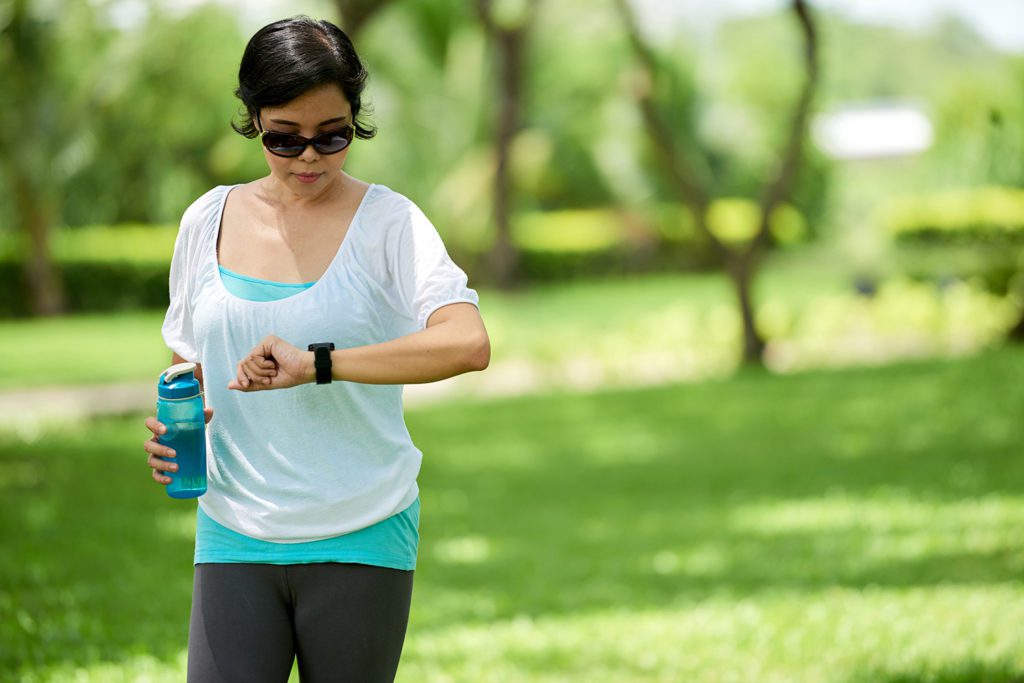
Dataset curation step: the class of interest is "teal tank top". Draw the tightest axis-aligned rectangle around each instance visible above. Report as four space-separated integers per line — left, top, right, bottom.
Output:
193 265 419 570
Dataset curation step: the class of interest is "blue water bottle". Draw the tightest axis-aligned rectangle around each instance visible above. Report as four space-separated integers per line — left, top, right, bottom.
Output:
156 362 207 499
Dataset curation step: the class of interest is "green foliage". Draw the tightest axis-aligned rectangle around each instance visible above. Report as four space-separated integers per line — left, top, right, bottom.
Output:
599 10 831 250
2 347 1023 680
0 224 178 264
514 209 623 252
5 0 1023 320
76 4 249 225
0 1 251 230
704 198 807 247
527 1 635 210
817 15 1024 193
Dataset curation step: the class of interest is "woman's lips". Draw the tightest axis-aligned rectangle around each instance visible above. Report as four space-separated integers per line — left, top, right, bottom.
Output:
295 172 322 184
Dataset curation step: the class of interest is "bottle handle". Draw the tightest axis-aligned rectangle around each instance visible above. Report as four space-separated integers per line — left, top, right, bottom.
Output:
162 362 197 384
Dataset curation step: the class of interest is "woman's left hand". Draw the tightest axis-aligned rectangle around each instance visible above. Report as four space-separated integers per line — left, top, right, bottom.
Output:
228 335 312 392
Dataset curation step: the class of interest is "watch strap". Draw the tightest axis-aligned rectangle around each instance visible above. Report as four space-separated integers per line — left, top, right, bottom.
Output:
307 342 335 384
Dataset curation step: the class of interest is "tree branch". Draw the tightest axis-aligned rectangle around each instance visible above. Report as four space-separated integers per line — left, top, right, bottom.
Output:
331 0 394 40
751 0 819 254
612 0 724 257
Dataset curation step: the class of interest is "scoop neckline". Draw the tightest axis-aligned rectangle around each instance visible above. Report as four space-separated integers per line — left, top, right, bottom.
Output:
218 264 316 288
210 182 377 306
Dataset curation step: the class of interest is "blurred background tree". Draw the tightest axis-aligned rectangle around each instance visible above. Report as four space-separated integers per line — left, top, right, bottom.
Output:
0 0 84 316
473 0 541 291
614 0 822 367
0 0 1021 354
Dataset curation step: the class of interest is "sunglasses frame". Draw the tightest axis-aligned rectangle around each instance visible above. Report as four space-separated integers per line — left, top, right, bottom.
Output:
256 113 355 158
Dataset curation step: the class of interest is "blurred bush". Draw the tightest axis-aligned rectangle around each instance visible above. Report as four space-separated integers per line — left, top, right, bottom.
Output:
0 262 168 318
882 186 1024 242
880 186 1024 296
0 224 176 317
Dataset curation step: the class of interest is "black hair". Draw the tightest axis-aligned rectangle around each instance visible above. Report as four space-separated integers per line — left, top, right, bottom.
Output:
230 15 376 140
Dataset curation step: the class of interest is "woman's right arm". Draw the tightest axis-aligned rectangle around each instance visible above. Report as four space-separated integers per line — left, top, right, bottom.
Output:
143 354 213 486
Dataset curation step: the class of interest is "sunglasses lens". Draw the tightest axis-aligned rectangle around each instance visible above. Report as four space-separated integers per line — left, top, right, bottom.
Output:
261 126 354 157
313 128 353 154
262 133 306 157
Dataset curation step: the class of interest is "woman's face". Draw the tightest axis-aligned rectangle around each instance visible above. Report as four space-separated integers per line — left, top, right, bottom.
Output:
254 82 354 197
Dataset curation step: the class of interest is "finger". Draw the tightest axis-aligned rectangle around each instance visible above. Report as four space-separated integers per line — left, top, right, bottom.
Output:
144 437 177 460
236 362 252 389
243 357 275 382
148 451 178 473
152 468 172 485
145 416 167 436
203 407 214 424
150 458 175 484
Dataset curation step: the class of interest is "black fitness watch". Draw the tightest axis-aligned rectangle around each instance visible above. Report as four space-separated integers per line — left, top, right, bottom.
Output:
307 342 335 385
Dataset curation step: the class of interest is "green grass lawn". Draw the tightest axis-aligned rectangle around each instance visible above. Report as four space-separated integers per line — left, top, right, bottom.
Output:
2 344 1022 681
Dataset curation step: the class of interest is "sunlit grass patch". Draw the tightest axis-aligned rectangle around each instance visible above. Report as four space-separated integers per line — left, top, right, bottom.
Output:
400 586 1024 682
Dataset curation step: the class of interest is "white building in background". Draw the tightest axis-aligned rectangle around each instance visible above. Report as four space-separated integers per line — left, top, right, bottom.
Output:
812 102 934 161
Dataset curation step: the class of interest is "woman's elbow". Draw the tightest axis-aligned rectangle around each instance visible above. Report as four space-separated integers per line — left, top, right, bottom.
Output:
467 334 490 371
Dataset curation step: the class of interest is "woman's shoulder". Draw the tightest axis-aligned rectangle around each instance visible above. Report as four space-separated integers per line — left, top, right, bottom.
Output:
363 182 418 218
179 184 234 232
363 183 438 237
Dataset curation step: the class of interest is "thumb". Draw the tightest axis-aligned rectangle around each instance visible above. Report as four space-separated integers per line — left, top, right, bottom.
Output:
203 407 215 424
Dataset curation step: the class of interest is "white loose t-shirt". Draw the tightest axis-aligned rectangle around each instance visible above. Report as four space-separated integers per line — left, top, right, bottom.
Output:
161 182 480 542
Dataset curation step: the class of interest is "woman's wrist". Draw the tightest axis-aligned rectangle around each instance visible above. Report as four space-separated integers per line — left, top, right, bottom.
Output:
304 351 317 384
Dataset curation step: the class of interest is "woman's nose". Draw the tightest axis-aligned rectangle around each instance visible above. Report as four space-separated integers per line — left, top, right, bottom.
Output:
298 144 321 161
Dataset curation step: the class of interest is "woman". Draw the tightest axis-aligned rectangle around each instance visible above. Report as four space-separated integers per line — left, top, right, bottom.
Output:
142 15 489 682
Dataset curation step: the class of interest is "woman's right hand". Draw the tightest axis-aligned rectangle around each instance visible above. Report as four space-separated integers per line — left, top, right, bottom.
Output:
144 408 214 485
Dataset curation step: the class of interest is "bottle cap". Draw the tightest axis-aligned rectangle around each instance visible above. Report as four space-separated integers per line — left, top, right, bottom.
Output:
159 362 201 400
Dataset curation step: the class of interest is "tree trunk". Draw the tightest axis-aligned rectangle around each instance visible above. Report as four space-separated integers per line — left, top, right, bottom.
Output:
487 28 526 290
475 0 538 291
14 172 64 316
1008 309 1024 342
727 251 766 364
3 0 65 317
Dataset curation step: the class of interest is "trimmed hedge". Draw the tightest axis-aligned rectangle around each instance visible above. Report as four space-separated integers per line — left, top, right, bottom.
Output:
880 186 1024 295
0 261 169 318
881 186 1024 244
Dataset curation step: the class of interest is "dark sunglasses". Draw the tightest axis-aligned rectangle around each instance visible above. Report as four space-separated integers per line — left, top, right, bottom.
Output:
259 123 355 157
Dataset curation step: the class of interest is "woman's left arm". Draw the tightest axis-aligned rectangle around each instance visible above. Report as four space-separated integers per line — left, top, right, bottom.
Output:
228 302 489 391
327 302 489 384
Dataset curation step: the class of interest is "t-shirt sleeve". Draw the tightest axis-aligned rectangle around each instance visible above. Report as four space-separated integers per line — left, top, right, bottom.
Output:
392 201 480 331
161 203 201 362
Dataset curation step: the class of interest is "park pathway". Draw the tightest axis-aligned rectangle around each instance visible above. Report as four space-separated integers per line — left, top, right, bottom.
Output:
0 358 556 432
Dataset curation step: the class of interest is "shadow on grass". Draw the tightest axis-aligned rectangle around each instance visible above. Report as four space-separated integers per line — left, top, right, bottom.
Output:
0 418 198 676
847 660 1024 683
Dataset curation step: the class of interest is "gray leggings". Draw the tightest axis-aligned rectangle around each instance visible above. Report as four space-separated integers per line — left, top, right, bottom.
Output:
187 562 414 683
